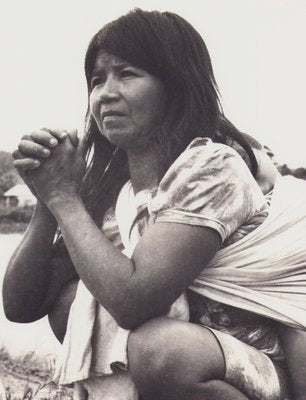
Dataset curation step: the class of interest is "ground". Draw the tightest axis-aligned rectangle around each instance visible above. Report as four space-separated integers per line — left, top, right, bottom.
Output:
0 365 43 399
0 349 72 400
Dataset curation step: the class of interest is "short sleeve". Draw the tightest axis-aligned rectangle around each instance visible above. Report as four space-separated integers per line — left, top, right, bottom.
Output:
148 138 266 243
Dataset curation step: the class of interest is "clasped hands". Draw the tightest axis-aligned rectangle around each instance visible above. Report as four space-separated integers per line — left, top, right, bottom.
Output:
12 128 86 207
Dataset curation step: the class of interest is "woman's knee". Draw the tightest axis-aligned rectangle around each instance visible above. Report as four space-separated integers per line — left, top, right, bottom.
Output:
128 317 179 383
128 316 225 393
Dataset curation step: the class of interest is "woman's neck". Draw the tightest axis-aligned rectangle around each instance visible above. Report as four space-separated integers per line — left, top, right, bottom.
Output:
127 147 161 195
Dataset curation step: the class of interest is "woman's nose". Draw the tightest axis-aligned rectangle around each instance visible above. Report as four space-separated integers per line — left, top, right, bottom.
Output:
98 76 120 103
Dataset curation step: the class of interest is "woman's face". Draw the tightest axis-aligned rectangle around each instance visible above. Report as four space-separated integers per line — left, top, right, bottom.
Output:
89 51 167 151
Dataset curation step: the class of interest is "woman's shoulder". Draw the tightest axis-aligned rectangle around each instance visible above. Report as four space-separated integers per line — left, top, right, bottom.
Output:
149 137 267 244
178 137 239 162
169 137 252 176
158 137 261 199
187 136 229 151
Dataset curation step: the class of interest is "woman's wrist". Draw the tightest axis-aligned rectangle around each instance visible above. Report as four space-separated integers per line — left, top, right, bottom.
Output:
28 199 58 239
35 199 53 215
46 192 83 219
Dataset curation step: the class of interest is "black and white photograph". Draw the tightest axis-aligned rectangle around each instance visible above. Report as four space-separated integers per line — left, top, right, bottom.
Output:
0 1 306 399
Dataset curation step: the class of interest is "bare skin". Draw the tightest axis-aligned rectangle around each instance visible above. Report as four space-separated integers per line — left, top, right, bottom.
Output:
5 129 243 398
279 325 306 400
3 52 306 398
128 317 249 400
252 146 280 195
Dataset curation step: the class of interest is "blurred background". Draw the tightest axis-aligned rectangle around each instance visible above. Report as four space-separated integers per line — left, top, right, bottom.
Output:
0 0 305 377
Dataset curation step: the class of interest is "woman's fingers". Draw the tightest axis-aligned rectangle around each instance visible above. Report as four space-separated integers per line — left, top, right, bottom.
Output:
30 130 59 147
27 128 69 149
12 149 23 160
13 158 41 170
67 129 79 148
12 149 41 170
40 127 68 142
13 127 77 171
30 128 68 147
18 138 51 158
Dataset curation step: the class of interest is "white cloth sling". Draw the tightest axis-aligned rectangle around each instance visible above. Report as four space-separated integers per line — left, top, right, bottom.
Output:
190 175 306 328
53 175 306 392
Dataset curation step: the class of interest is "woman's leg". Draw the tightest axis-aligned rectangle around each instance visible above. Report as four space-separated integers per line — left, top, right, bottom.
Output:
128 316 249 400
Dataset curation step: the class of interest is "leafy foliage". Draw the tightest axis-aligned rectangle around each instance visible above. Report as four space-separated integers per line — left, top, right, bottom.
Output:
0 205 34 223
0 151 22 195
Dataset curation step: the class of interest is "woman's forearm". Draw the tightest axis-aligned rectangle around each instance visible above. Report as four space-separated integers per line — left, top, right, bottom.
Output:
46 194 220 330
2 201 58 322
46 194 137 327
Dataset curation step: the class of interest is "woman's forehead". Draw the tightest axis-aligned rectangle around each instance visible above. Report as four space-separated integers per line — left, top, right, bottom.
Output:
92 50 130 74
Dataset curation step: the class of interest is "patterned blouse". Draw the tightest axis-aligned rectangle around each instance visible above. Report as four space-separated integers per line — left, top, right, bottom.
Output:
101 138 285 367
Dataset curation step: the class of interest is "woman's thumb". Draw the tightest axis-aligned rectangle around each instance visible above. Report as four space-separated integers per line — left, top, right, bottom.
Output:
67 129 79 147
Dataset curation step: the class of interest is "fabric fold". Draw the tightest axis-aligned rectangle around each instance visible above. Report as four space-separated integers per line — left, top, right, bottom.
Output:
53 174 306 396
190 175 306 328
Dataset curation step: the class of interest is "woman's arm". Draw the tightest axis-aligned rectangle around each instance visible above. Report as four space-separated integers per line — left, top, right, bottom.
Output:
279 323 306 400
48 194 221 330
2 129 78 323
17 130 221 330
2 201 77 322
3 201 56 322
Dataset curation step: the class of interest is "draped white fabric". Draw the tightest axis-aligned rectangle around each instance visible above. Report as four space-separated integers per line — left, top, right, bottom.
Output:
54 174 306 393
190 175 306 328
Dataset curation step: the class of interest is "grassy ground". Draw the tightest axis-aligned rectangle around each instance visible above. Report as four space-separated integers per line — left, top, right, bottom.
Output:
0 347 73 400
0 205 33 234
0 220 28 234
0 232 72 399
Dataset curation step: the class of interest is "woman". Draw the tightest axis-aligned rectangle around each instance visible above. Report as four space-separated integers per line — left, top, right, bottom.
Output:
3 9 306 400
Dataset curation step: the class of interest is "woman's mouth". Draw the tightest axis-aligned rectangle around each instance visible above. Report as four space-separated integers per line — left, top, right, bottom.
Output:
101 110 125 120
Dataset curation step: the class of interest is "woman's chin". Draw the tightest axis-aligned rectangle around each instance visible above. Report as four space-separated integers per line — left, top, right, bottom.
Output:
101 130 153 152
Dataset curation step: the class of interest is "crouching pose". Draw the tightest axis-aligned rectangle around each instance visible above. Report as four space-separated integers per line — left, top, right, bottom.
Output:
3 9 306 400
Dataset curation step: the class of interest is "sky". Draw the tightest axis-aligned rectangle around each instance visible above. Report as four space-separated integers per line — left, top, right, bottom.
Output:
0 0 306 167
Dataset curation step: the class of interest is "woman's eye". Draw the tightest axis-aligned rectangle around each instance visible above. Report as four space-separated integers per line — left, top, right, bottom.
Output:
120 69 136 78
90 77 103 89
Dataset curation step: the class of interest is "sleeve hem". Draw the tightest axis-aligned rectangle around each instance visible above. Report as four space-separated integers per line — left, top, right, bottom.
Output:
154 209 227 242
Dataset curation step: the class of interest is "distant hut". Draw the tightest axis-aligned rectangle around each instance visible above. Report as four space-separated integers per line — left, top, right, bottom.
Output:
1 184 36 208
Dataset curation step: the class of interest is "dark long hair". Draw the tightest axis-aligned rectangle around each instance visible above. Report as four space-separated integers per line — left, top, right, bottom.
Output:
76 9 258 230
217 117 259 178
